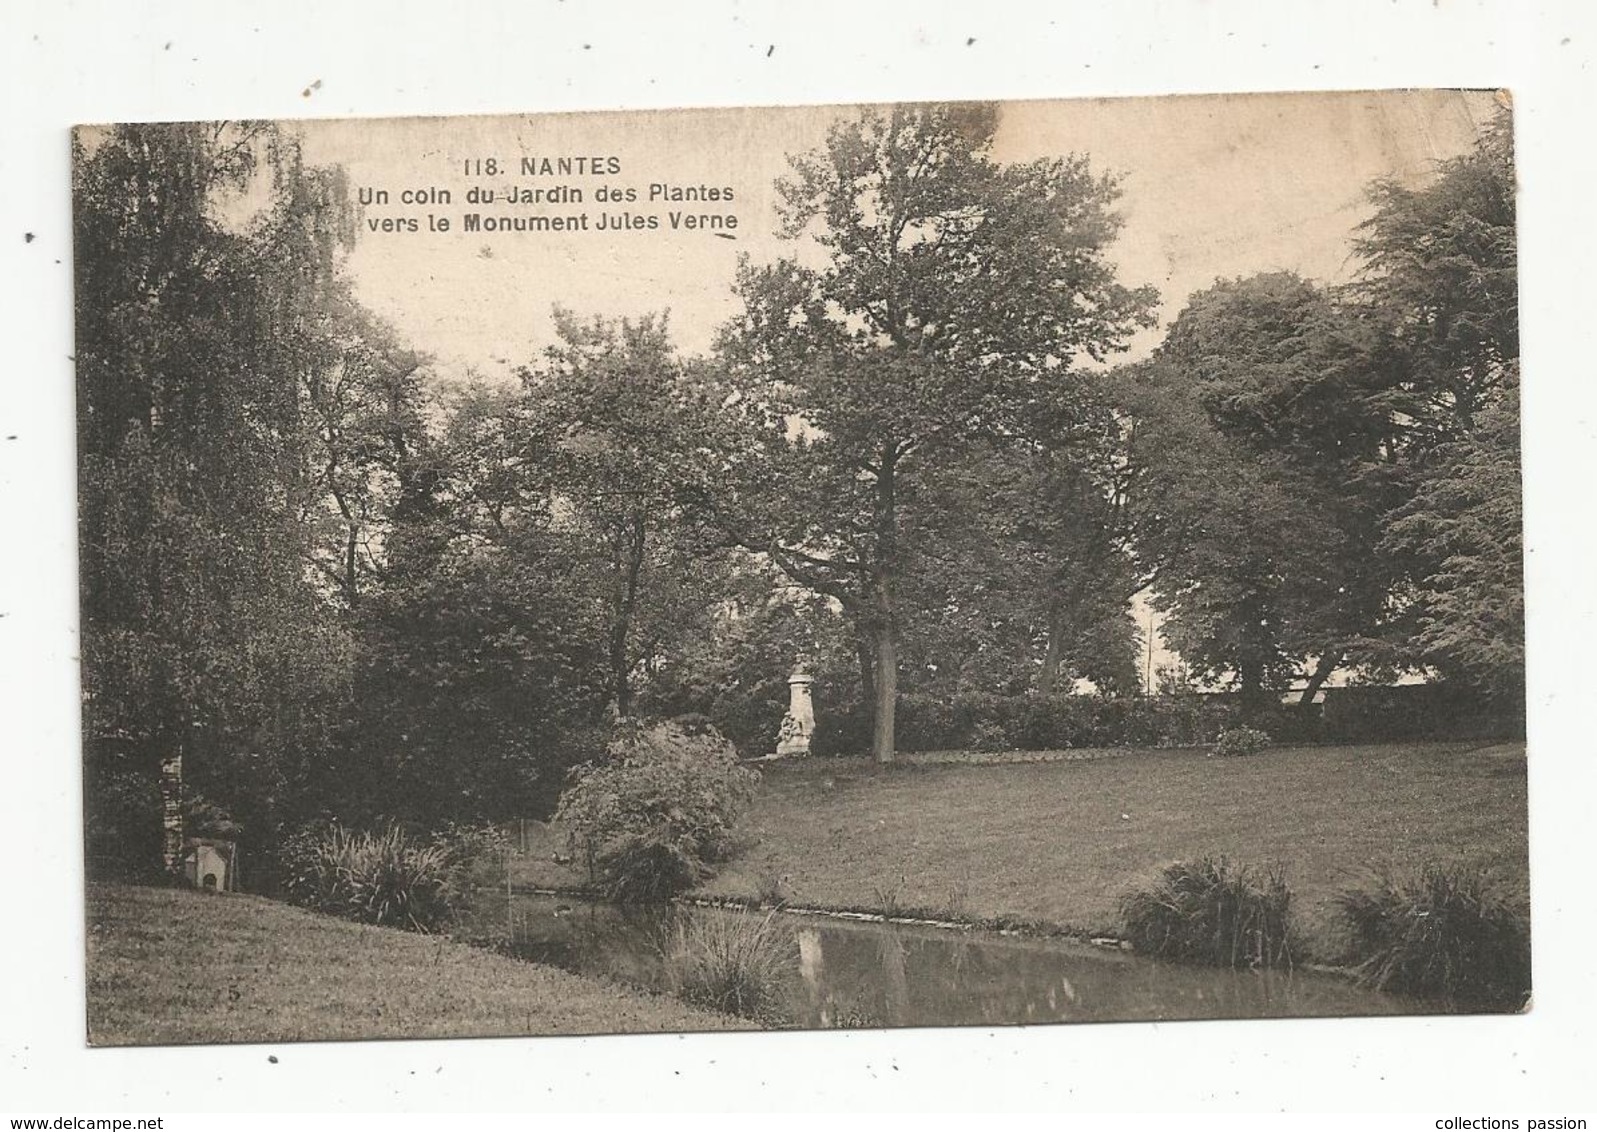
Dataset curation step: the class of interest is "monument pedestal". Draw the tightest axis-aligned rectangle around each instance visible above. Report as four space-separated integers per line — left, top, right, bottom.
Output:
775 667 816 757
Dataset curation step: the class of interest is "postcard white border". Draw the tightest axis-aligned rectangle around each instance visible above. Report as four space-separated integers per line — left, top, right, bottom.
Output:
3 0 1594 1115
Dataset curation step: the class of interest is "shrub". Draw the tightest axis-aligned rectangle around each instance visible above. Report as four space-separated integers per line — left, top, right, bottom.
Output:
1120 856 1294 968
281 822 457 932
1253 703 1324 745
1322 683 1524 745
1142 695 1241 747
1214 726 1272 758
183 792 241 838
598 828 706 904
556 717 760 902
665 909 794 1022
1016 696 1098 749
1334 862 1530 1009
967 719 1010 753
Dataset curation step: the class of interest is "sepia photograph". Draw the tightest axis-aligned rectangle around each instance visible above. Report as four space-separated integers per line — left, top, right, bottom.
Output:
74 90 1528 1047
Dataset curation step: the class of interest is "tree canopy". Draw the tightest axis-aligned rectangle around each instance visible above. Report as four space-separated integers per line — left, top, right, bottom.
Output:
1121 109 1519 712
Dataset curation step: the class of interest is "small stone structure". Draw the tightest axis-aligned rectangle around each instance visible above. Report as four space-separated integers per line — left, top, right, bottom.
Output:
182 837 239 892
775 664 816 757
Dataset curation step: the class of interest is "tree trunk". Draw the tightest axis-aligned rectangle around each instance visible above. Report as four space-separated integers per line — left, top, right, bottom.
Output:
344 522 359 606
872 614 897 764
1037 600 1065 697
608 627 632 717
1237 654 1270 722
853 619 877 713
871 440 900 764
608 513 647 718
1298 651 1342 710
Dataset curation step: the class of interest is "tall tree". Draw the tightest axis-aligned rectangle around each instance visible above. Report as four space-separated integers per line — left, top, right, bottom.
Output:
522 310 730 716
336 355 609 824
1148 272 1405 705
715 103 1156 761
1381 373 1522 700
1130 105 1520 710
1355 109 1521 696
1001 388 1142 696
298 289 433 608
1118 359 1342 717
75 122 357 847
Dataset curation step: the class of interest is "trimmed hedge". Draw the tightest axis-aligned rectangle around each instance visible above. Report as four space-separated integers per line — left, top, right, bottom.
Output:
1321 684 1524 744
811 692 1255 756
761 679 1520 759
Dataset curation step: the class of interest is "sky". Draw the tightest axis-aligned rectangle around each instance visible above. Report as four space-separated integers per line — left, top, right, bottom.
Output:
296 88 1500 382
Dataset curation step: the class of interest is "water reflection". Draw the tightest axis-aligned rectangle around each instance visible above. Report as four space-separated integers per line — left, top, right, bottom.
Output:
467 893 1415 1029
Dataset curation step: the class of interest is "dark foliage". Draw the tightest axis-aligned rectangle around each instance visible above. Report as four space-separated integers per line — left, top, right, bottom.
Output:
598 831 707 904
345 547 607 827
83 762 164 882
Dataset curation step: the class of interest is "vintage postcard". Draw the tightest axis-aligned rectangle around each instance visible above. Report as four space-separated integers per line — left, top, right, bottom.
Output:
75 91 1526 1046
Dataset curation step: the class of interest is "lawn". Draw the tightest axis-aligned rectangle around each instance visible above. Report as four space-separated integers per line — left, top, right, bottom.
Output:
85 882 749 1046
691 739 1529 955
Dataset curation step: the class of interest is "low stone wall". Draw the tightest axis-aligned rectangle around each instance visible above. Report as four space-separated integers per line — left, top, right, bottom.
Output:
746 746 1156 768
893 747 1143 766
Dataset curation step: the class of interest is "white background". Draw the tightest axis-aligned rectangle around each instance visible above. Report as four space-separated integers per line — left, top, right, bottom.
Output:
2 0 1594 1116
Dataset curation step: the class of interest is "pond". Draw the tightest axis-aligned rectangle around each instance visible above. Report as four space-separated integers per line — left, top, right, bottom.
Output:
462 891 1416 1029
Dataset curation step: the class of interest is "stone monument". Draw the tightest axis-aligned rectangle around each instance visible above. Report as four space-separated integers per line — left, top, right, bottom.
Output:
775 663 816 757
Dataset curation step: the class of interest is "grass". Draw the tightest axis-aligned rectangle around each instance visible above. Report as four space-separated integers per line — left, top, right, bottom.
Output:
693 739 1528 959
86 882 749 1045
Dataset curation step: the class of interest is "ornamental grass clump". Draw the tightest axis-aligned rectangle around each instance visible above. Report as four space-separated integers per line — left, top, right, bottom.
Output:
1335 861 1530 1010
282 822 457 933
666 909 794 1023
1120 856 1294 968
